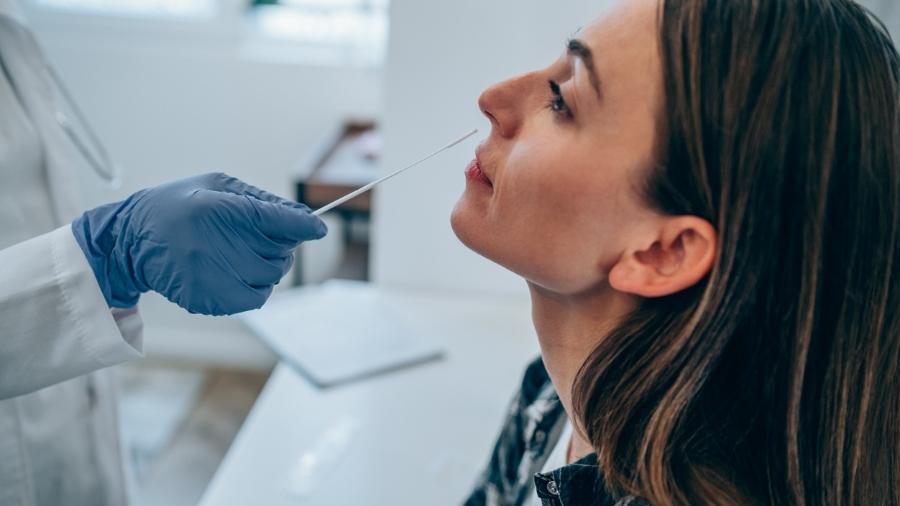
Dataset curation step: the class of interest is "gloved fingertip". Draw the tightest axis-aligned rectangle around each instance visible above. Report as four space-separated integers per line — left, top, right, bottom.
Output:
314 218 329 239
295 205 327 239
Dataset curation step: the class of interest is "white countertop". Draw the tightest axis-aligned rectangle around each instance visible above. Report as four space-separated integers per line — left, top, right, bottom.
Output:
199 284 539 506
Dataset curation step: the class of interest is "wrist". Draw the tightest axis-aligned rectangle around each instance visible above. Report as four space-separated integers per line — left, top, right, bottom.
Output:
71 202 143 308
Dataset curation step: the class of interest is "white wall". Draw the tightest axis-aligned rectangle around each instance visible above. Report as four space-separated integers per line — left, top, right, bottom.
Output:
21 4 383 207
865 0 900 36
371 0 610 296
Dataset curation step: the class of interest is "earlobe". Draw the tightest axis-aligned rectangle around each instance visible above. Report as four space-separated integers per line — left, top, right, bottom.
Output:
608 255 655 295
608 217 717 298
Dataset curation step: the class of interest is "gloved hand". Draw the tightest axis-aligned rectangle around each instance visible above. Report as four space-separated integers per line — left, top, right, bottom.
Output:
71 172 327 316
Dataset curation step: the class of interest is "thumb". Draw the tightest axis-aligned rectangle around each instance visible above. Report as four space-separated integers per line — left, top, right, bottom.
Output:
244 195 328 243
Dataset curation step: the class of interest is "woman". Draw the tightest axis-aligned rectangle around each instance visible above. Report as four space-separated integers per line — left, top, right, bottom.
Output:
454 0 900 504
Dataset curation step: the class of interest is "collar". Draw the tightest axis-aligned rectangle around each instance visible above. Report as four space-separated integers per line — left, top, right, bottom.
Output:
0 1 26 24
534 453 627 506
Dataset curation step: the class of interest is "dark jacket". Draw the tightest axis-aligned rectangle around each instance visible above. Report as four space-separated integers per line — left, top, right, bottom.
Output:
464 357 647 506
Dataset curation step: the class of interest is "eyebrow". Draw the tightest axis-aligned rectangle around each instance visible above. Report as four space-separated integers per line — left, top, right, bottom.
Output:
567 38 603 100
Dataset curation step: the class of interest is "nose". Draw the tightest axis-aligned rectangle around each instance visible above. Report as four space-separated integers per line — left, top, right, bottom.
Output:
478 73 532 139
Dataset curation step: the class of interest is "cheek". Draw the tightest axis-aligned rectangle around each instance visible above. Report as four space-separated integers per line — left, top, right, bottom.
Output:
500 173 616 287
452 146 627 293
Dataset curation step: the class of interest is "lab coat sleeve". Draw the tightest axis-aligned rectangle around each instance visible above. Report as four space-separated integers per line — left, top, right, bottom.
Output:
0 226 144 400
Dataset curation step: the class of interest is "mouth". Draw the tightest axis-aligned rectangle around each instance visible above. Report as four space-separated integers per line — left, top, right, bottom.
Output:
465 156 493 188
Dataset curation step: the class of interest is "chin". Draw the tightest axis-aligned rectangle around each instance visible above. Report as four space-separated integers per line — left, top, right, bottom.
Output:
450 198 481 252
451 194 506 265
451 197 525 282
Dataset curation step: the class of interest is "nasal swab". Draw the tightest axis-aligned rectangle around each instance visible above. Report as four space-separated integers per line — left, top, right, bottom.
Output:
311 128 479 217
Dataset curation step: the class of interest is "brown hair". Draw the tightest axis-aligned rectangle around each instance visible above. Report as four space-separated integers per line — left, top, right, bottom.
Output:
573 0 900 504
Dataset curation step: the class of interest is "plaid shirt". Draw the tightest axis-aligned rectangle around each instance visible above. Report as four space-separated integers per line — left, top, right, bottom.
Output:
463 357 646 506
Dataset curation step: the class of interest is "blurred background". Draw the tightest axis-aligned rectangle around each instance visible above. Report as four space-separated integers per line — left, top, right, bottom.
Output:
15 0 900 504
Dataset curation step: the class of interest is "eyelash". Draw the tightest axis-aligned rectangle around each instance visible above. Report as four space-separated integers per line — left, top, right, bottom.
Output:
547 80 573 120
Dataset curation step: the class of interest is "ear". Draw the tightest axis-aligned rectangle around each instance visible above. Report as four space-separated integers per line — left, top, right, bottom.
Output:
608 216 717 298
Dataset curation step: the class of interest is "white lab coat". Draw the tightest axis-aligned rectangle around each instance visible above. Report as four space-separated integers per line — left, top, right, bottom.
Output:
0 3 145 505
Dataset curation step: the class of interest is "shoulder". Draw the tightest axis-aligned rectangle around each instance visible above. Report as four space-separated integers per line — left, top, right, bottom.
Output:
465 357 653 506
0 13 53 90
0 13 33 49
505 356 563 449
517 356 554 405
464 356 565 505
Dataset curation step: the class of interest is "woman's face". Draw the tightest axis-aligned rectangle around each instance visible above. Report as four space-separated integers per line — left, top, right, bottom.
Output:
451 0 665 295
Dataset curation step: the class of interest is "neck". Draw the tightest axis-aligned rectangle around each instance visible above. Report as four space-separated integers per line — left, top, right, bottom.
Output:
528 281 637 463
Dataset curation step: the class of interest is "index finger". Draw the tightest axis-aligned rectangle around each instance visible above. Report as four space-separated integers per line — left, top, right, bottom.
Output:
245 195 328 244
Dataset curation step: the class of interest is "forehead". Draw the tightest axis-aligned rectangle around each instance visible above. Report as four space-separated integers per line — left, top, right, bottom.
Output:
578 0 662 93
569 0 666 188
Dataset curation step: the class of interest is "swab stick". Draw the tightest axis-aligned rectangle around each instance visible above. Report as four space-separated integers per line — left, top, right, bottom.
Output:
311 129 479 217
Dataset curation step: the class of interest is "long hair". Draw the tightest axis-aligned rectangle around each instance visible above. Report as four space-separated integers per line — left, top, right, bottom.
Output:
572 1 900 504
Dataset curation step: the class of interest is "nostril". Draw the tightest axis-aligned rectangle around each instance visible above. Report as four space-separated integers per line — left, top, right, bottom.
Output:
482 108 499 128
478 102 501 132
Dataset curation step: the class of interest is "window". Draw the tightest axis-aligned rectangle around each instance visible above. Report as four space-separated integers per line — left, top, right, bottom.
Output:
248 0 389 66
33 0 217 18
28 0 389 66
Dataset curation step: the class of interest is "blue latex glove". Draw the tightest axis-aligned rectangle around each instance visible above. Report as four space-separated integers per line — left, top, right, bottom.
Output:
72 173 327 316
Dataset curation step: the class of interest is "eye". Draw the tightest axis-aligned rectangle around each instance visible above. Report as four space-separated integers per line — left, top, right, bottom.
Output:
547 80 573 120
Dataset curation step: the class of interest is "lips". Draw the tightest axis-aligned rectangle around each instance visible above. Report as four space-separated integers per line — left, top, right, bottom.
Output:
465 159 493 187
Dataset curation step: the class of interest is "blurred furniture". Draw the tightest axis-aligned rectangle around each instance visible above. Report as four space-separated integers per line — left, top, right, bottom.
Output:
238 281 445 388
294 120 380 284
198 282 538 506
